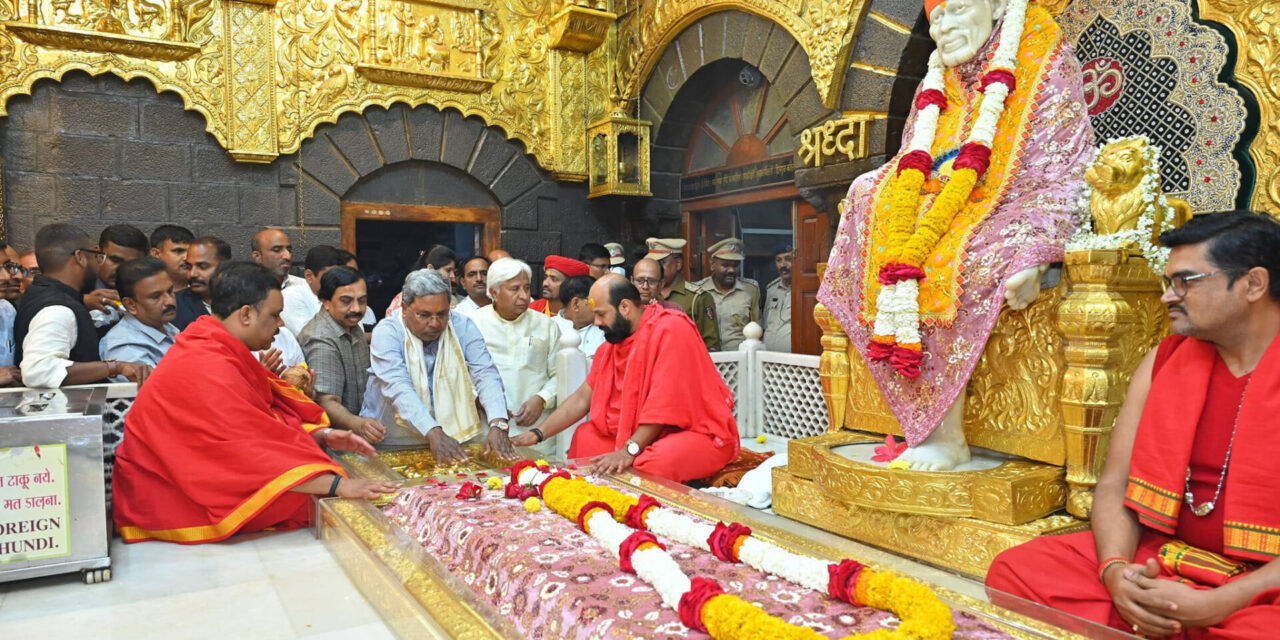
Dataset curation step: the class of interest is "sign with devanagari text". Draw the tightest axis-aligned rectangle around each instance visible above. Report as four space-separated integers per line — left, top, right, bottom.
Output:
0 444 70 563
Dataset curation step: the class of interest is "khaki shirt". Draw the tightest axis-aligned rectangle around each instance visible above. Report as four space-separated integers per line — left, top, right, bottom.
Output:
762 277 791 352
695 276 760 351
663 276 721 351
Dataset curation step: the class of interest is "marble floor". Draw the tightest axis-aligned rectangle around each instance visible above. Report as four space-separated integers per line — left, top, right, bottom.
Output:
0 528 394 639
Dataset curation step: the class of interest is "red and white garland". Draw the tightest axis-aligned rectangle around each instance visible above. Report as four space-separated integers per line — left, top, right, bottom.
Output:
868 0 1030 378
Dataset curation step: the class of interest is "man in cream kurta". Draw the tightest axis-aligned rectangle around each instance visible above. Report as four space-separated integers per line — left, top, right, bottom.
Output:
470 258 561 456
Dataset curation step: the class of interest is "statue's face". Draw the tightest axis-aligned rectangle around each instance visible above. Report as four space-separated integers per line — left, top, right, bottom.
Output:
929 0 1006 68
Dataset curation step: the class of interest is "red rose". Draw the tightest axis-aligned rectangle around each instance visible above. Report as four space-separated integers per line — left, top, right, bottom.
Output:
455 481 482 500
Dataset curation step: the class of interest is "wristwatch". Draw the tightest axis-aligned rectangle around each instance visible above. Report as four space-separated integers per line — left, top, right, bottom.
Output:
489 418 510 433
625 440 641 456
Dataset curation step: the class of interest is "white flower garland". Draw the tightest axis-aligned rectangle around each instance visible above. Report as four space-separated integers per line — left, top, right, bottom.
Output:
1065 135 1175 275
873 0 1031 347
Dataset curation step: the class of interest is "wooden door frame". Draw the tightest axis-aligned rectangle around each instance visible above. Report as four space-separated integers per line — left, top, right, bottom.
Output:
341 202 501 255
679 183 799 280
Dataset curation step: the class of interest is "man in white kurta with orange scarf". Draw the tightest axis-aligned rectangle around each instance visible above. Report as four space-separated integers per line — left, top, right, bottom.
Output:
817 0 1095 469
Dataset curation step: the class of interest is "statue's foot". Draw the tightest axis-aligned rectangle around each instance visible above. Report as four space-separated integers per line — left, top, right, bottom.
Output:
897 442 971 471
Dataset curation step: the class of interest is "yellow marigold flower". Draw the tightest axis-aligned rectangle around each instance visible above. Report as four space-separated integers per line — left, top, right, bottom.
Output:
486 476 503 490
755 434 767 444
534 459 549 467
523 497 541 513
887 459 911 470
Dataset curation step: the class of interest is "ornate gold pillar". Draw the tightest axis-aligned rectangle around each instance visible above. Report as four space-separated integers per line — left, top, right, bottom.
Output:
223 0 278 162
814 302 849 432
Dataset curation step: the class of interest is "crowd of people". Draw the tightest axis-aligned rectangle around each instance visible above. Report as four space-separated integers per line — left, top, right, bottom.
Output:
0 221 792 543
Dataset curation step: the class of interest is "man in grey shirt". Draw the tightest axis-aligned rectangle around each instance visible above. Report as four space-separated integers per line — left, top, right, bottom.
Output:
100 257 179 376
299 266 386 444
361 269 516 462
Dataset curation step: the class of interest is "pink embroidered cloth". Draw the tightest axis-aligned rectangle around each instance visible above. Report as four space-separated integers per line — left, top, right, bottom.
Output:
816 18 1095 446
383 483 1016 639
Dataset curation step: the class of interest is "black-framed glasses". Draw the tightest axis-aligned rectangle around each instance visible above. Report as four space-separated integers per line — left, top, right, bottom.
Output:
1161 270 1226 297
631 277 661 287
2 262 26 277
76 248 108 265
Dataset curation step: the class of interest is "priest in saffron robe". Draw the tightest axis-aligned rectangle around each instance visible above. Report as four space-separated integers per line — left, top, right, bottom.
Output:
816 0 1094 469
113 262 399 544
986 212 1280 638
511 275 738 482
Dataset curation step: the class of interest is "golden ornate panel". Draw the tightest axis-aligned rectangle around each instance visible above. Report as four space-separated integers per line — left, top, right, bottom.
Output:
613 0 871 108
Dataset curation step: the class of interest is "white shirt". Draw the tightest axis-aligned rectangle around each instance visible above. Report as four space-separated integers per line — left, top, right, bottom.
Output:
469 306 560 428
257 325 306 367
20 306 80 388
280 274 319 337
0 300 15 367
551 312 604 359
453 296 486 319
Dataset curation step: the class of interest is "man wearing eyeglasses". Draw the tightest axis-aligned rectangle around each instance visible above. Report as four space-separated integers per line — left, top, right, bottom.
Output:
987 211 1280 638
14 224 152 388
0 248 22 378
643 238 720 351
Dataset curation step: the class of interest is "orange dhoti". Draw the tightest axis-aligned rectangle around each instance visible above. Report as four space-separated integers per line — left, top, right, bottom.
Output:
567 305 738 482
113 316 344 544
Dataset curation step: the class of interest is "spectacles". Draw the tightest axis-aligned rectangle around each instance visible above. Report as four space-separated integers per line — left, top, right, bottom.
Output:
631 278 661 287
77 248 108 265
1161 270 1227 297
2 262 27 277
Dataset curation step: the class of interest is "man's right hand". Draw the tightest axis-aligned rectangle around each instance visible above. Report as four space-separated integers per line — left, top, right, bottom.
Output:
83 289 120 313
336 477 401 499
426 427 469 464
353 417 387 444
1104 561 1182 638
118 362 153 387
258 348 286 376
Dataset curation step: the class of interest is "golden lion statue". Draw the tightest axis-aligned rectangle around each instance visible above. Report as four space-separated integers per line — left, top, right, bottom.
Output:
1086 137 1193 239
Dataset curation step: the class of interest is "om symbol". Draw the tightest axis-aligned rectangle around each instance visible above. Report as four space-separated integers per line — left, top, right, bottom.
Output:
1082 58 1125 116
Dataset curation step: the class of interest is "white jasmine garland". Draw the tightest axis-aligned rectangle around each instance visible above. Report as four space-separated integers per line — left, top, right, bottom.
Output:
1066 136 1174 275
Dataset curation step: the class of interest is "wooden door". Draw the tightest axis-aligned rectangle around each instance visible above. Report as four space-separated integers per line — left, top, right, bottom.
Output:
682 209 736 282
793 200 830 355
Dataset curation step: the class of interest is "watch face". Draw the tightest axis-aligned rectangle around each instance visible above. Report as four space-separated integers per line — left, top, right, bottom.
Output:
626 441 639 455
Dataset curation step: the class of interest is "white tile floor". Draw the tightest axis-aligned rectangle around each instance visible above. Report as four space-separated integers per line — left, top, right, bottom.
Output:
0 529 394 639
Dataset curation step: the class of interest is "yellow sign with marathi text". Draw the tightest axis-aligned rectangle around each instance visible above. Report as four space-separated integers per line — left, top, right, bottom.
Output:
0 444 71 564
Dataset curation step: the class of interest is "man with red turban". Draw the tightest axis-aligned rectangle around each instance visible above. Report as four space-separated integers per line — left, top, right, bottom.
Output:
529 255 589 317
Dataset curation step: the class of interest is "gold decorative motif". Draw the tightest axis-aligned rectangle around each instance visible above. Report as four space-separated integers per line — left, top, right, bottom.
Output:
548 4 614 53
549 49 587 180
788 432 1068 525
1087 137 1193 238
813 301 851 432
1196 0 1280 217
614 0 870 108
354 63 495 92
224 1 275 161
587 110 651 197
798 112 878 168
2 22 198 59
772 471 1088 578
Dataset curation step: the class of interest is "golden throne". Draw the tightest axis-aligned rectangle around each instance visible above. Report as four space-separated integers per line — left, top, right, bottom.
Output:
772 0 1250 577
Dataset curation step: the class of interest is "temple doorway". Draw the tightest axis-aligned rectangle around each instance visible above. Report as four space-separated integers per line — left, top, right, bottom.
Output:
341 202 499 319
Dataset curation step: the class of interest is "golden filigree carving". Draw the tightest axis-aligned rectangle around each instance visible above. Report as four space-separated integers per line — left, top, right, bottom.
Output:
2 22 198 59
225 1 275 161
548 4 614 53
798 113 878 168
772 471 1088 578
614 0 870 108
1087 137 1193 239
549 49 587 180
814 301 852 432
790 431 1067 525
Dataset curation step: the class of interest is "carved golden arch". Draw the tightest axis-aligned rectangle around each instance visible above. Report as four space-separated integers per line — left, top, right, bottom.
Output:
617 0 870 108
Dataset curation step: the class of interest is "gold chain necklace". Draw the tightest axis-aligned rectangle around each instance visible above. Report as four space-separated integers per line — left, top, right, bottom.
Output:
1183 376 1250 517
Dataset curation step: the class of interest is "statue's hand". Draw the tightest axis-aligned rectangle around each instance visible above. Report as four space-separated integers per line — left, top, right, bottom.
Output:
1004 264 1049 310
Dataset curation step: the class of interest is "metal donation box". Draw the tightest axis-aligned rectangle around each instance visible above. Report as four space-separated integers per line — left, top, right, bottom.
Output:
0 387 111 584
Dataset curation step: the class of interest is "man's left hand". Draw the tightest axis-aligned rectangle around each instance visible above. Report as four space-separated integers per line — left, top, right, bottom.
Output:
322 429 377 458
513 396 546 427
1125 560 1240 628
0 366 21 387
483 426 519 462
589 449 635 476
353 418 387 444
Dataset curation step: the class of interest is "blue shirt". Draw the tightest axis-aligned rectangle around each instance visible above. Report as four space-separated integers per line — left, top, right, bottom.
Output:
360 311 507 446
99 313 179 373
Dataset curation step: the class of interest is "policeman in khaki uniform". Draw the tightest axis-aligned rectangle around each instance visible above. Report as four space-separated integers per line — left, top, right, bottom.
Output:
644 238 721 351
762 241 793 353
695 238 760 351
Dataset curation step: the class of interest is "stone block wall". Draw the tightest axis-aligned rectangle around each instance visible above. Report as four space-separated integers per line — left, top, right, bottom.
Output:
1 70 627 272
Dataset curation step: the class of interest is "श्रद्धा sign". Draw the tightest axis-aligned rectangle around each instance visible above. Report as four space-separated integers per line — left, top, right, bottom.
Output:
0 444 70 563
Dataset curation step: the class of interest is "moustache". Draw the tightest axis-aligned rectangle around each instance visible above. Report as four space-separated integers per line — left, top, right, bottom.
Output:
162 305 177 314
345 313 363 321
189 278 205 286
1168 304 1187 314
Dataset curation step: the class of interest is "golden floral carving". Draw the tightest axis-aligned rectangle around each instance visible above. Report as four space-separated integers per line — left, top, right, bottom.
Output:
614 0 870 108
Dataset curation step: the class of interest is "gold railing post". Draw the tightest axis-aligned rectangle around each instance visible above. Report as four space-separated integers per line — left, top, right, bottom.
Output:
814 302 850 432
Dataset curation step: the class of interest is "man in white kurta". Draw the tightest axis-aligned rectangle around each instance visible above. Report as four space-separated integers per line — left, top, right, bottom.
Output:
469 258 561 456
550 275 604 359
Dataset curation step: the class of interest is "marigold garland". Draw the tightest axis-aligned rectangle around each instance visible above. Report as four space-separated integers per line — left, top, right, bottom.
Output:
510 461 956 640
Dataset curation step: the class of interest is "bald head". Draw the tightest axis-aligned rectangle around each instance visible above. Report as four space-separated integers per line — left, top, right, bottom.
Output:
632 258 663 304
487 248 511 263
251 228 293 283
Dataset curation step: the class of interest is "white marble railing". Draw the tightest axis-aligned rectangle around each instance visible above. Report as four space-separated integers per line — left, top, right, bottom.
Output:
553 322 828 444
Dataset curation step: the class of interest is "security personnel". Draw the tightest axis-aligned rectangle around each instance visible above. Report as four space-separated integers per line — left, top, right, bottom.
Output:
695 238 759 351
762 241 793 352
644 238 721 351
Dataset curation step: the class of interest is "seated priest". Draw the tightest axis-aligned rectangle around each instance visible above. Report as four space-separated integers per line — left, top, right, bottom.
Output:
511 274 739 481
99 257 180 373
986 211 1280 638
112 262 398 544
360 268 517 462
469 258 561 456
299 266 386 445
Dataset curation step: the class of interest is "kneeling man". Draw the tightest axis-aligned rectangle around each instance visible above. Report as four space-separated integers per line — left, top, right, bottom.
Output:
113 262 398 544
986 211 1280 637
512 275 739 481
361 268 517 462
